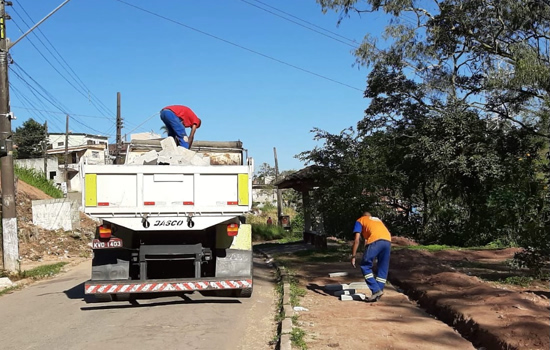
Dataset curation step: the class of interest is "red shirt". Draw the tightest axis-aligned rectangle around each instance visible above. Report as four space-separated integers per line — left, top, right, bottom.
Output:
164 105 201 128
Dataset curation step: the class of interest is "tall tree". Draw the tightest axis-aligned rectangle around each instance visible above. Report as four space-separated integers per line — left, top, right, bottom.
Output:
13 118 47 159
299 0 549 269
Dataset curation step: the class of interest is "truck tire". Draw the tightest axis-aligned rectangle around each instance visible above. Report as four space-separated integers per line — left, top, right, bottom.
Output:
234 287 253 298
94 294 112 302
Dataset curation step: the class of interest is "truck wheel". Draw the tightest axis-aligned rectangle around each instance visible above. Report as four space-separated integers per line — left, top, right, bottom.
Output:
234 287 253 298
94 294 112 302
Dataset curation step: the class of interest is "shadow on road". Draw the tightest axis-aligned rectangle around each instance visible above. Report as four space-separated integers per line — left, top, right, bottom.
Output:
64 282 86 300
81 296 241 311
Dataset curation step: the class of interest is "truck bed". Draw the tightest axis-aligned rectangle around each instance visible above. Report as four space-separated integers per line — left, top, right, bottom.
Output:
81 161 253 230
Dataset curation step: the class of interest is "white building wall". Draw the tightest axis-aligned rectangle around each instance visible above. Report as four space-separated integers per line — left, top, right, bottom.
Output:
49 134 108 150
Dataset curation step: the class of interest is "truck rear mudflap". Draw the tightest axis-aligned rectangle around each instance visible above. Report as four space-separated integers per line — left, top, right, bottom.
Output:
85 277 252 295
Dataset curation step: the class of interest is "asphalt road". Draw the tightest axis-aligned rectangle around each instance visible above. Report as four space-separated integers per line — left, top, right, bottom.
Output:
0 255 276 350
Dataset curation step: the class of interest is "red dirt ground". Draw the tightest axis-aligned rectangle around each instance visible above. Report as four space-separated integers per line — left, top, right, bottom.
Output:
272 240 549 350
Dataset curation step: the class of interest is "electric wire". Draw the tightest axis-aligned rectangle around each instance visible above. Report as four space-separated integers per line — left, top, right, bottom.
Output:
114 0 363 92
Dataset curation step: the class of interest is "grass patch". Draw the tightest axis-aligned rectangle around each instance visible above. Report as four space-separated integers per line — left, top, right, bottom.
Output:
15 166 63 198
0 285 21 297
499 276 534 287
290 278 307 307
252 224 287 242
3 262 69 281
290 327 307 350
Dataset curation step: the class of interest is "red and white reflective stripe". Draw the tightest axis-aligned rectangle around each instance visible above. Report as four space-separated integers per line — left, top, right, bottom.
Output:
85 279 252 294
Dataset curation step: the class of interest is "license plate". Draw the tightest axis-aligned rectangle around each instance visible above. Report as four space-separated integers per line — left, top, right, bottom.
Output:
92 238 123 249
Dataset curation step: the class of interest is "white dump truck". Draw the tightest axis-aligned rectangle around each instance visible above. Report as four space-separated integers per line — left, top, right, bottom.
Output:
81 140 254 302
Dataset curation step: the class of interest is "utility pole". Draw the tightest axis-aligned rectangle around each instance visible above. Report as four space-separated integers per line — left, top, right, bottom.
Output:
115 92 123 164
63 114 69 194
273 147 283 226
0 0 72 272
0 0 18 272
43 120 48 178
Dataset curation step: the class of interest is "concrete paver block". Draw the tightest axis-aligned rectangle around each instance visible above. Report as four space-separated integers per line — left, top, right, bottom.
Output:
348 282 369 289
328 272 349 278
281 318 293 334
334 289 355 297
340 293 366 301
325 283 349 291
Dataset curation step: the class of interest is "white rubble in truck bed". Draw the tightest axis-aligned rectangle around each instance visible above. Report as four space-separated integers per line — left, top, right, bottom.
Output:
128 138 211 166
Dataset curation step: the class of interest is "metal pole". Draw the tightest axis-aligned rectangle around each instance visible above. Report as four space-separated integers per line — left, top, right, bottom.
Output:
43 120 48 178
0 0 18 272
273 147 283 226
64 114 69 193
115 92 122 164
8 0 73 49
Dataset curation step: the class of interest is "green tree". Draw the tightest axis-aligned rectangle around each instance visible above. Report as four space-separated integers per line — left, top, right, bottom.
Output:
300 0 549 269
13 118 47 159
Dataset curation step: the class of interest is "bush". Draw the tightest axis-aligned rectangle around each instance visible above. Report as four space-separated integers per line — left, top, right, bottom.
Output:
14 166 63 198
251 224 287 242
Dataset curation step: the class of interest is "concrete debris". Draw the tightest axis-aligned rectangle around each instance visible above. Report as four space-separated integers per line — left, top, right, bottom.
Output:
293 306 309 312
127 138 211 166
0 277 14 289
328 272 349 278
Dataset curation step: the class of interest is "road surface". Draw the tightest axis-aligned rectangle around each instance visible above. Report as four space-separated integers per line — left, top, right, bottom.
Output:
0 256 276 350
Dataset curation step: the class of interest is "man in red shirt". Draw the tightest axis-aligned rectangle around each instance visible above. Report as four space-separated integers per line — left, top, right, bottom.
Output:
160 105 202 148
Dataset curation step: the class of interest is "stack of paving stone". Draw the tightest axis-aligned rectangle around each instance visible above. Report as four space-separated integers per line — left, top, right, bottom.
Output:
324 282 372 301
127 138 211 166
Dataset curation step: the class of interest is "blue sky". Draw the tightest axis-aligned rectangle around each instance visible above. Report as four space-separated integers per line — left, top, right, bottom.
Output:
7 0 389 171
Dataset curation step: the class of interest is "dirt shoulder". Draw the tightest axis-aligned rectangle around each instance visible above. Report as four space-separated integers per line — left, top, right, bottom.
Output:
390 248 549 350
262 240 549 350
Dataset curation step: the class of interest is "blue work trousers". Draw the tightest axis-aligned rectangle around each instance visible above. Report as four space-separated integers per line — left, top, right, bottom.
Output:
160 109 189 148
360 239 391 293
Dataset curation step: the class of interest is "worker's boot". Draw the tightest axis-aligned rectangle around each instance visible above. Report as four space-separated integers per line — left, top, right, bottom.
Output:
365 290 384 302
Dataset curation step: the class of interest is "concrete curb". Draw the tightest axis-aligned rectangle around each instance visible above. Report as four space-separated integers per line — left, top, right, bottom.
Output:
256 248 294 350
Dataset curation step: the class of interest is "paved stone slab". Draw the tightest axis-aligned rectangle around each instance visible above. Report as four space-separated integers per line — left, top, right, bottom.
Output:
347 282 369 289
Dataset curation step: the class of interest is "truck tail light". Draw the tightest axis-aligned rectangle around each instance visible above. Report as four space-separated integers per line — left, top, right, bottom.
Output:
99 224 112 239
227 223 239 237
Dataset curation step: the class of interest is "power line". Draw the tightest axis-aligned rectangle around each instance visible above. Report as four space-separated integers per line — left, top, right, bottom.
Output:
10 13 114 120
9 83 64 131
239 0 358 48
114 0 363 92
10 63 114 136
12 106 112 120
15 2 115 118
123 111 160 137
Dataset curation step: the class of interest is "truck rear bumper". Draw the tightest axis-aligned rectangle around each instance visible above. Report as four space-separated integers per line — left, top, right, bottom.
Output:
85 277 252 295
